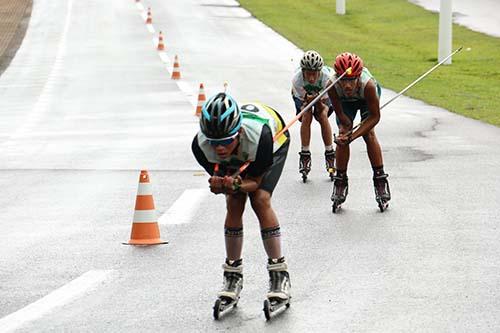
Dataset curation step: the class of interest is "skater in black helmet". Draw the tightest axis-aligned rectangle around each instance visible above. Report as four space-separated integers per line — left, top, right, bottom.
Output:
191 92 291 319
292 50 336 182
327 52 391 212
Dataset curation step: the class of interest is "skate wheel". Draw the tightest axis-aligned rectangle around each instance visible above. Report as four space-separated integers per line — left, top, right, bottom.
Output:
213 298 222 320
263 299 271 320
378 201 388 212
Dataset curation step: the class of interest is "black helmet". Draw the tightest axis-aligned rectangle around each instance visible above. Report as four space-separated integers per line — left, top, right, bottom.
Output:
300 50 324 71
200 93 241 139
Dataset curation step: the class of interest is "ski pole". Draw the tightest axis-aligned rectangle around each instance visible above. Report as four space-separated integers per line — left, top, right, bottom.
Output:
230 67 353 177
273 66 352 142
344 46 463 137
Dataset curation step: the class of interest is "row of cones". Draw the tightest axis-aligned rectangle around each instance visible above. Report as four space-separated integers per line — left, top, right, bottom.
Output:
138 3 207 117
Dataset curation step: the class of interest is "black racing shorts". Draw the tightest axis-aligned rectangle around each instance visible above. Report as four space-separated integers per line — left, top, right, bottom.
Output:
259 136 290 195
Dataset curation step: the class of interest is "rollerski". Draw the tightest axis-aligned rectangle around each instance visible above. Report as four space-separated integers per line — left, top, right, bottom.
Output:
213 260 243 320
325 149 336 181
299 151 311 183
373 173 391 212
263 258 291 320
331 174 348 213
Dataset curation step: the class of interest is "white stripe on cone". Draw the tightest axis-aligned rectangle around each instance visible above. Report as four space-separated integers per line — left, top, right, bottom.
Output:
133 209 157 223
137 183 153 195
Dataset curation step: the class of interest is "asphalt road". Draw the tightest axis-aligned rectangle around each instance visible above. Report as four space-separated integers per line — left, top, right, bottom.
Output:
0 0 499 331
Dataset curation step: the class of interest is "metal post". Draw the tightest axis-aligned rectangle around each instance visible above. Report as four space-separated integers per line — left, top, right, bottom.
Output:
438 0 453 64
336 0 345 15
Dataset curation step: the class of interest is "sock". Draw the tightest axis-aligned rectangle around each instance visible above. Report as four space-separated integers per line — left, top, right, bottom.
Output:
261 226 282 259
225 227 243 262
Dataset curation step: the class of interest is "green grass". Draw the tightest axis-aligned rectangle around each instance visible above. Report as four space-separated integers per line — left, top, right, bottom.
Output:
238 0 500 126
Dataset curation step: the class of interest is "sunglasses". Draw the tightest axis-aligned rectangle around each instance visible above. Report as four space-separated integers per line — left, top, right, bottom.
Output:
208 136 236 146
340 77 358 82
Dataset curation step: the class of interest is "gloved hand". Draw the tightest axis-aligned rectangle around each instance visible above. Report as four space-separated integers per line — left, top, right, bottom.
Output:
334 133 352 146
208 176 225 194
222 175 242 195
304 92 318 104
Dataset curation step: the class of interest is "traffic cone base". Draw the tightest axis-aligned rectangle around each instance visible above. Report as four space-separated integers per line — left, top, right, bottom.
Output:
125 223 167 245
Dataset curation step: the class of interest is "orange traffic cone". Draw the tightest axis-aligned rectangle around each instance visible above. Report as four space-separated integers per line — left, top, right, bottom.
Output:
171 55 181 80
146 7 152 24
195 83 206 117
157 31 165 51
124 170 167 245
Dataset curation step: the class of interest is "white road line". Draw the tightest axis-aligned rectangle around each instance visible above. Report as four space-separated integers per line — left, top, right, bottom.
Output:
158 51 172 64
147 24 155 34
0 270 112 332
136 2 144 11
158 189 209 225
4 0 74 143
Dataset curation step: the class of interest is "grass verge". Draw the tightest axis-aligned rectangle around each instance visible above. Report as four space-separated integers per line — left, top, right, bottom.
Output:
238 0 500 126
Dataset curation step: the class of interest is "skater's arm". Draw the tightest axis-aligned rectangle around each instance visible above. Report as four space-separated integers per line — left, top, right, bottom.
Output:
327 84 351 128
350 81 380 141
191 135 216 175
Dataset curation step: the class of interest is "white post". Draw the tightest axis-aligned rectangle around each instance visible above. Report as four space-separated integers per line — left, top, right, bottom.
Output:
438 0 452 64
336 0 345 15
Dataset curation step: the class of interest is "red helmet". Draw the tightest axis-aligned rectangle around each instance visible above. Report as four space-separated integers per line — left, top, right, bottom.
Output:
334 52 363 77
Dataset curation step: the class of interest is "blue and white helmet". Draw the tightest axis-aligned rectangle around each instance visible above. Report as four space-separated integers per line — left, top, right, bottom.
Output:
200 93 242 139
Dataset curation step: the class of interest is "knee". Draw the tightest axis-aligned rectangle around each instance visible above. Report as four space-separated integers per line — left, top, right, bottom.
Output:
315 110 328 124
226 193 246 215
250 191 271 212
301 112 313 125
363 130 377 143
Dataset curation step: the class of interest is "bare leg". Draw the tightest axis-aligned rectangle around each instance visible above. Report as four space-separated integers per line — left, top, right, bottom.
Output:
224 192 247 261
335 126 351 171
300 111 313 149
314 103 333 147
250 189 282 259
363 129 383 167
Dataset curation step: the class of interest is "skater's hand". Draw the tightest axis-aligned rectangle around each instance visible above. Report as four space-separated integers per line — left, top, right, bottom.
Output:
209 176 225 194
222 175 242 195
334 133 352 146
304 92 319 104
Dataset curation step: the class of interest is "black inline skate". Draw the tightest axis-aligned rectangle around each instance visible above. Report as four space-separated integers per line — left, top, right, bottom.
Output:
373 173 391 212
324 149 336 181
299 151 311 183
331 174 348 213
213 260 243 320
263 258 291 320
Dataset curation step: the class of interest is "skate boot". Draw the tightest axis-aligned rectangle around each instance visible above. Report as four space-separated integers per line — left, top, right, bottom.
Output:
213 259 243 320
263 258 291 320
373 173 391 212
299 151 311 183
324 149 336 181
331 174 348 213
